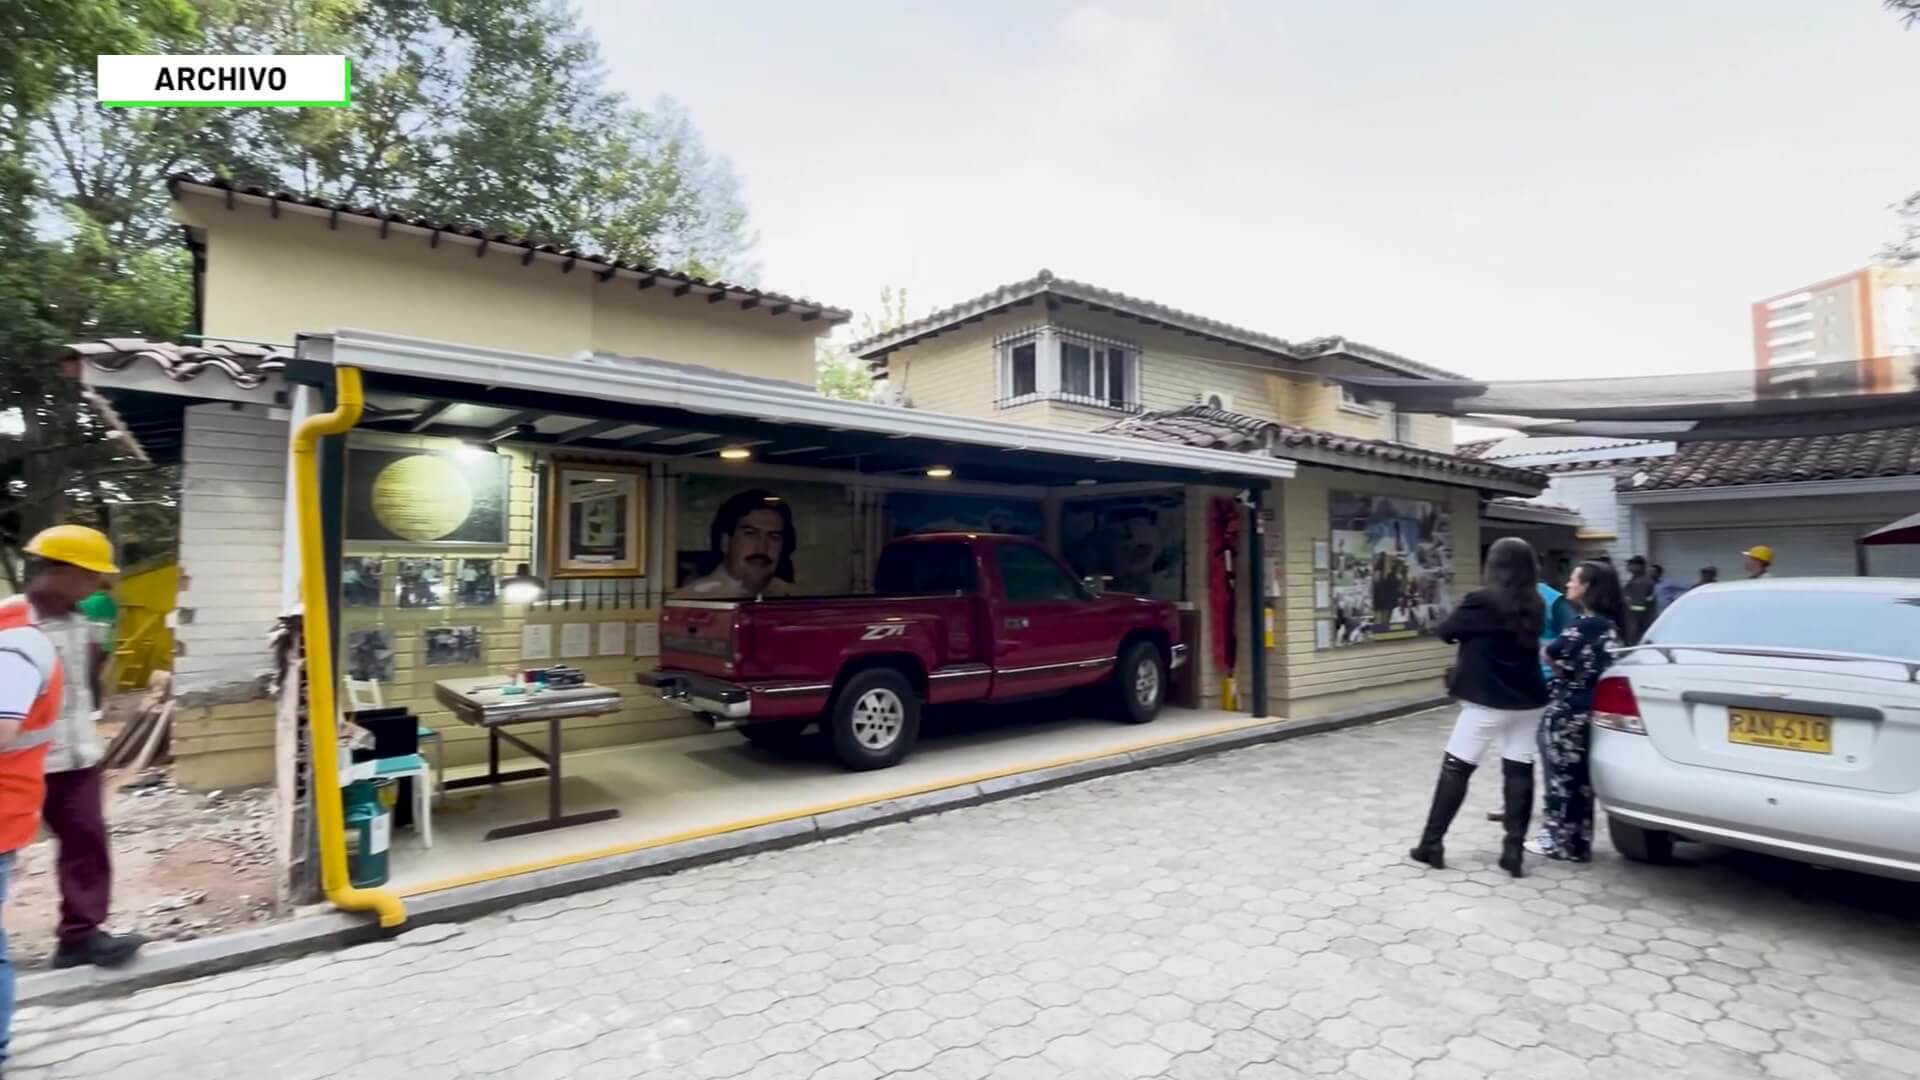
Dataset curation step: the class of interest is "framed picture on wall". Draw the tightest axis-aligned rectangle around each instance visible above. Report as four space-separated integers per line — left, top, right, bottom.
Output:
549 461 647 578
342 557 385 608
423 625 485 667
344 445 509 548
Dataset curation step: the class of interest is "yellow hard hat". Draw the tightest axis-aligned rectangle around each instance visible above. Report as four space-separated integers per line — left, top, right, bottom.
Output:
1742 545 1774 564
25 525 120 575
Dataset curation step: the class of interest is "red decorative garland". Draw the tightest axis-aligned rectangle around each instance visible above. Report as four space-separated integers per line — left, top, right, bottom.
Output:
1208 497 1242 673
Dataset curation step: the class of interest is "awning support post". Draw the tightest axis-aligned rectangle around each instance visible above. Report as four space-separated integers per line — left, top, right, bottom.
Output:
1246 484 1268 719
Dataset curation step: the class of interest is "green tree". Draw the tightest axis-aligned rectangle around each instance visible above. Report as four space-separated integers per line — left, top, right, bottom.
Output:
3 0 760 579
816 286 911 402
1 0 196 587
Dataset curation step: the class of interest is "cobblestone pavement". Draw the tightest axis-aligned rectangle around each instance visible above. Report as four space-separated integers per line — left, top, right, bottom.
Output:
13 707 1920 1079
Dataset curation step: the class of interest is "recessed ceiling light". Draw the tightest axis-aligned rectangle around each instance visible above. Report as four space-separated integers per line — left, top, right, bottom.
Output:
926 466 953 478
719 447 752 460
1075 478 1098 486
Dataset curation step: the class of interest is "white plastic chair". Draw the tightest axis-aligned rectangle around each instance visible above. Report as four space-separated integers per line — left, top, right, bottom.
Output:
344 677 383 711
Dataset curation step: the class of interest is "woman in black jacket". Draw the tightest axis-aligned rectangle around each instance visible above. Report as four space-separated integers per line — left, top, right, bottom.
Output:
1409 537 1550 877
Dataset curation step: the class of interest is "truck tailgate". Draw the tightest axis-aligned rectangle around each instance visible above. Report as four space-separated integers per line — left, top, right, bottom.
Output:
658 601 739 678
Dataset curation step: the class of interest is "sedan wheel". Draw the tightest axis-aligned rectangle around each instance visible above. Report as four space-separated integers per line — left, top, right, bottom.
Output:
1609 817 1676 864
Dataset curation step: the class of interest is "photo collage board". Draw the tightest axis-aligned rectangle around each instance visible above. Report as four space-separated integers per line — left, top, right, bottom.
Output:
1326 490 1456 648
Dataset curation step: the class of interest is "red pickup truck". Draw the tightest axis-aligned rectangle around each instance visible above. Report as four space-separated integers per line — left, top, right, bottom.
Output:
642 533 1187 770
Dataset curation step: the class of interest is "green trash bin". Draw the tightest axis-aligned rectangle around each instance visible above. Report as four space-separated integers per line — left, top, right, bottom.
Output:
343 779 393 888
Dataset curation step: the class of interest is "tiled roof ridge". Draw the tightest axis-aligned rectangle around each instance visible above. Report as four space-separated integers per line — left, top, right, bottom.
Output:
1621 423 1920 491
850 269 1461 380
168 174 850 322
65 338 290 389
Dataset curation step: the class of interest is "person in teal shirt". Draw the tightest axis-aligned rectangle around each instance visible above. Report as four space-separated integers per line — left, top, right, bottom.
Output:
1537 579 1573 679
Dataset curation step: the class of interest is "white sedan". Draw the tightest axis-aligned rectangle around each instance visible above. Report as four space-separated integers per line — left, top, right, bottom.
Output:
1591 578 1920 880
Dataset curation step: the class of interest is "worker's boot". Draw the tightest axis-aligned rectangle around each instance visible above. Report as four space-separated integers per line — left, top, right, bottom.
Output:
1409 754 1475 870
52 929 147 969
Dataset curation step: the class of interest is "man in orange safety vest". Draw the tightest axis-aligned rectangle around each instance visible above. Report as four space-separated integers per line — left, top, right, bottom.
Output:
0 525 123 1067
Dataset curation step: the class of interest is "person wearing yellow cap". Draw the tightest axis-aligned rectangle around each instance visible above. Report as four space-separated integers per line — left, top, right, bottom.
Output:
10 526 145 979
1743 545 1774 579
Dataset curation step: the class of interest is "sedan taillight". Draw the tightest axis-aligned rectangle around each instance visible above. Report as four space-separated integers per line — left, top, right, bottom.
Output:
1591 676 1646 734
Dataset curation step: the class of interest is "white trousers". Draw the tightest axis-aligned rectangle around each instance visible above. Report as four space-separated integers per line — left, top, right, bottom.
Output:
1444 703 1542 766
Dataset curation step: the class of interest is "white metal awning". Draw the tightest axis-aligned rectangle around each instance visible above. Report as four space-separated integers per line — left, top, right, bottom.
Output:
298 328 1299 487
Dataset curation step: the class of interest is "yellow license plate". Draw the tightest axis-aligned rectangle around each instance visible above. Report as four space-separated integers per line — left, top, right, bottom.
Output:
1728 708 1833 754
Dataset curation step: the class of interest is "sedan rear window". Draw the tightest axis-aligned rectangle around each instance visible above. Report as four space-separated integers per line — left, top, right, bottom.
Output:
1648 589 1920 659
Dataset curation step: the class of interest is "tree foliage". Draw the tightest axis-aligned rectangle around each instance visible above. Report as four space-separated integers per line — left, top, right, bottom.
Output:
2 0 758 583
816 287 912 402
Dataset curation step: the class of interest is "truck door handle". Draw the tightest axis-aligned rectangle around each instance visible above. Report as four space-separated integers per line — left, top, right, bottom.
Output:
1004 617 1028 630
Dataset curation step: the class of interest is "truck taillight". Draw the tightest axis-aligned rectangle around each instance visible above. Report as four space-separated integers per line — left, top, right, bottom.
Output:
1591 676 1645 734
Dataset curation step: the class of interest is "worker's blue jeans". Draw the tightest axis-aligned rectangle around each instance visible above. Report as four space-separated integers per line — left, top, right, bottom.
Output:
0 850 15 1067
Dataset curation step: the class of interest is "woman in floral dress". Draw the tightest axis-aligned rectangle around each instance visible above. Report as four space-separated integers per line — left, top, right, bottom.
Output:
1528 561 1625 862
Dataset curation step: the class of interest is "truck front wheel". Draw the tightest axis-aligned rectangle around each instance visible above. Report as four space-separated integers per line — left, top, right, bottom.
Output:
829 669 921 771
1112 641 1166 724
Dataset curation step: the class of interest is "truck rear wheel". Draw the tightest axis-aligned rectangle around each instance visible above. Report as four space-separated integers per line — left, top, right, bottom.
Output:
829 669 921 771
1112 641 1165 724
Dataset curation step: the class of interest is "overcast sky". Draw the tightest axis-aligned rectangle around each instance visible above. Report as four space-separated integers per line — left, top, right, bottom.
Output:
576 1 1920 384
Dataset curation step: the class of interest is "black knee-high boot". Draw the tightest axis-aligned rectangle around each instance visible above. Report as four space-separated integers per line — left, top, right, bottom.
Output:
1409 754 1476 869
1498 758 1534 878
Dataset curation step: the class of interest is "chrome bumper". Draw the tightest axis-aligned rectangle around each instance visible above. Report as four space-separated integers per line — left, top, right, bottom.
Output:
1171 643 1189 670
640 671 752 721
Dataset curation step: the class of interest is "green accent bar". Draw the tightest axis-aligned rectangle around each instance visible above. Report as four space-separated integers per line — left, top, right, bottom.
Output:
103 57 352 109
103 100 350 108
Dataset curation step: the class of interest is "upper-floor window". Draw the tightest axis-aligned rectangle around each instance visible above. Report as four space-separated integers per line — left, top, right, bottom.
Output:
1341 383 1415 443
997 327 1139 411
1377 398 1416 444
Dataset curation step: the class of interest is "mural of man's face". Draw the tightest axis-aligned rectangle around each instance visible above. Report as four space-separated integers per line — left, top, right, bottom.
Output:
725 508 788 591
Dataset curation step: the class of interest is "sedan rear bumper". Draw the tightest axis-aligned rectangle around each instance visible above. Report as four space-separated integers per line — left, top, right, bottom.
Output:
1593 727 1920 881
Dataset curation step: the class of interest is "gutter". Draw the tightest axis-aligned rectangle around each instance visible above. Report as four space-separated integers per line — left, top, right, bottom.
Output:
1618 475 1920 505
291 366 405 928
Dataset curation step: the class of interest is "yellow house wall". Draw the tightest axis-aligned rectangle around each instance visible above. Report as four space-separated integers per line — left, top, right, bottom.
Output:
887 319 1014 417
175 698 279 791
1271 466 1482 718
177 192 821 384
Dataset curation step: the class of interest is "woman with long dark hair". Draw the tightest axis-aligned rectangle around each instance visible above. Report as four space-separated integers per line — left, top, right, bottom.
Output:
1528 561 1625 862
1410 537 1549 877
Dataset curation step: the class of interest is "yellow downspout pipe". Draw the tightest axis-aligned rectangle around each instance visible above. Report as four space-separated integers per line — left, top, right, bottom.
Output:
292 366 406 928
